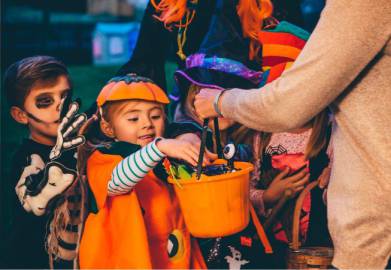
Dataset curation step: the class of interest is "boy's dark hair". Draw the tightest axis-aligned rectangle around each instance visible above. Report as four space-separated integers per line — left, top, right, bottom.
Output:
3 56 70 108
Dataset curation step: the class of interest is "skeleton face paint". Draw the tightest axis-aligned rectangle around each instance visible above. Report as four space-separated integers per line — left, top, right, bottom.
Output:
23 75 71 145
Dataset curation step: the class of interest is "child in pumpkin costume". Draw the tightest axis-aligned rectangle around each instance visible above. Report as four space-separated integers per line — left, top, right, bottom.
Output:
78 74 208 269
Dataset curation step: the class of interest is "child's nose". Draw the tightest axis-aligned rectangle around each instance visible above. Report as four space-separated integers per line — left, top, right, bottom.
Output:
142 117 153 129
55 96 64 112
56 100 61 112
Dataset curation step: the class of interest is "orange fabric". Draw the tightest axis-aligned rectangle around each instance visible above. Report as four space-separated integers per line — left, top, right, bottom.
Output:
79 150 152 269
190 238 208 269
79 150 206 269
97 81 169 107
262 44 301 60
249 205 273 254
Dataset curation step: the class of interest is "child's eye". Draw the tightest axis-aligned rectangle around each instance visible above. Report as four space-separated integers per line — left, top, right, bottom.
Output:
36 97 54 108
128 118 138 122
151 115 161 120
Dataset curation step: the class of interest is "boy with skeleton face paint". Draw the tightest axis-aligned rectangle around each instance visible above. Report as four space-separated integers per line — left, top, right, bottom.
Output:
2 56 86 268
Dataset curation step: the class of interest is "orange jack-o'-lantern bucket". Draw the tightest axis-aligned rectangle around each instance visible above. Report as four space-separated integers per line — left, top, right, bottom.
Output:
168 158 253 238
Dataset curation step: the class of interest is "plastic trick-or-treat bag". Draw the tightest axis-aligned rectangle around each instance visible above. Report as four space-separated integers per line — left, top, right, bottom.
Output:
166 118 254 238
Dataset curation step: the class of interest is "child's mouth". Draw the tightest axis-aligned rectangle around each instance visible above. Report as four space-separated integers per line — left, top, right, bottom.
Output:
138 134 155 141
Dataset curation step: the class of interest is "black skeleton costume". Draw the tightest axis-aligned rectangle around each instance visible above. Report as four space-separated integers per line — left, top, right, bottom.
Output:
3 101 86 269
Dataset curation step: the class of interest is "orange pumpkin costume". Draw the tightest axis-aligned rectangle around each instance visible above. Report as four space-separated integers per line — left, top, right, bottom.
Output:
79 142 206 269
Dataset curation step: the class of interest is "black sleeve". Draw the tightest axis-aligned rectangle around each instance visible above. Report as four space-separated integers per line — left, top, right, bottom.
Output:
165 121 216 154
97 141 141 158
7 149 30 218
153 160 169 182
165 121 203 139
117 0 171 90
272 0 304 28
2 150 50 268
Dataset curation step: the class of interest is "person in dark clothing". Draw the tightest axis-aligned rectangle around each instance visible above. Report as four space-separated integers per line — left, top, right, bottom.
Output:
118 0 217 92
117 0 304 114
1 56 85 269
3 139 78 269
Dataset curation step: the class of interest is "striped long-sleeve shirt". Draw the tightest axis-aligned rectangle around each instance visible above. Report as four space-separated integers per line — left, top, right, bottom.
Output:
107 138 165 196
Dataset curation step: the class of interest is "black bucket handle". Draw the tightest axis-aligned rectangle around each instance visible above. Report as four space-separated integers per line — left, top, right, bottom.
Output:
196 118 223 179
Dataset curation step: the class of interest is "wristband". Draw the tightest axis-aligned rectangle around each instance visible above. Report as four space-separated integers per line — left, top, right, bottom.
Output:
213 90 226 117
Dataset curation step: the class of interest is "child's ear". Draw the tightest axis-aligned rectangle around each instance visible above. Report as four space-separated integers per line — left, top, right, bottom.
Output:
100 119 115 138
10 106 28 125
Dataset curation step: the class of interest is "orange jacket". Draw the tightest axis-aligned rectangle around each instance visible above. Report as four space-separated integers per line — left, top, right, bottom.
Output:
79 145 206 269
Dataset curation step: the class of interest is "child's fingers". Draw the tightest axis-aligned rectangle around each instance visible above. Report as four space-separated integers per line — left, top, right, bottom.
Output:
293 185 305 194
187 144 212 165
287 168 308 182
186 154 198 167
179 154 195 167
190 150 209 166
187 145 202 161
291 175 310 189
276 167 290 181
181 148 199 167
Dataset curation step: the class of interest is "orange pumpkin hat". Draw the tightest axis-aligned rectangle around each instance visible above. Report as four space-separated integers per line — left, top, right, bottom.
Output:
97 74 169 107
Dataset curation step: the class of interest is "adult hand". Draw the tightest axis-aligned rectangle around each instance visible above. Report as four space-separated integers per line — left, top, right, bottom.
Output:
194 88 224 119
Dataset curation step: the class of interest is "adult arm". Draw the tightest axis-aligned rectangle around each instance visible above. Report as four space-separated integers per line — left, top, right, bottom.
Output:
220 0 390 132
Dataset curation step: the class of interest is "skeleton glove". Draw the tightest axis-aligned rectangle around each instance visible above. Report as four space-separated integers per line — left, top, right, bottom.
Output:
15 100 86 216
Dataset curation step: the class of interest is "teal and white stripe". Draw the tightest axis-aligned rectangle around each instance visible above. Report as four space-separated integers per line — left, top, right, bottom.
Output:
108 138 165 196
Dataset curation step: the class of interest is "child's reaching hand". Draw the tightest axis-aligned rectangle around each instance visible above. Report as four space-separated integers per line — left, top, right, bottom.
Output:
263 167 310 207
175 133 218 162
156 138 216 167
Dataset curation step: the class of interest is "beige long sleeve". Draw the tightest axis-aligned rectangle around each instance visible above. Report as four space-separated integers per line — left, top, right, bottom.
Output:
222 0 390 133
222 0 391 268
